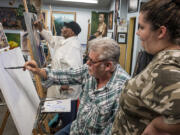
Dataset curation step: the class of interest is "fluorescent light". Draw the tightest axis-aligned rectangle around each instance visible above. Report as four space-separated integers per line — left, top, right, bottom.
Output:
55 0 98 4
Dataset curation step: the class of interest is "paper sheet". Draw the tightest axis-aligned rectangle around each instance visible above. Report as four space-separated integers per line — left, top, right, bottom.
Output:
0 47 40 135
41 99 71 113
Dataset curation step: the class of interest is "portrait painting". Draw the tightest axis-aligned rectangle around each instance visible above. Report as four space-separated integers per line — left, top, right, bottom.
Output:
108 11 113 29
51 11 76 36
91 11 108 36
0 7 22 30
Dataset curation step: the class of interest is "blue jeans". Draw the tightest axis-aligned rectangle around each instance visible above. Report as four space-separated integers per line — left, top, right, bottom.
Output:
54 123 71 135
59 100 77 128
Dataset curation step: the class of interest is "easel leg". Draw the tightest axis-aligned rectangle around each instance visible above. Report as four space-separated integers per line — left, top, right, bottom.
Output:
0 109 10 135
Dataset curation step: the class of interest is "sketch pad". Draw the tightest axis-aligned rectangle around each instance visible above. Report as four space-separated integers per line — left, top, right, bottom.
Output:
0 47 40 135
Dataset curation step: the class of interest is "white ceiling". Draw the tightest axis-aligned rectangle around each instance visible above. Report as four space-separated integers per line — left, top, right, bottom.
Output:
42 0 112 10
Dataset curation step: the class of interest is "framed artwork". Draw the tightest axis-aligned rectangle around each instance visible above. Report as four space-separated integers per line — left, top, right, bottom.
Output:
107 32 113 39
91 11 108 36
128 0 139 13
5 32 21 49
0 7 22 30
51 11 76 36
108 11 113 29
117 32 127 44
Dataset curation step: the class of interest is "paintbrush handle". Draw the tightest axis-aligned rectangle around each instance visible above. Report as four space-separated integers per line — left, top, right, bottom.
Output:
4 66 24 69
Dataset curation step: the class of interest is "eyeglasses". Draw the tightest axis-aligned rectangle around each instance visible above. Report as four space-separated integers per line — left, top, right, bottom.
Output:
87 57 105 65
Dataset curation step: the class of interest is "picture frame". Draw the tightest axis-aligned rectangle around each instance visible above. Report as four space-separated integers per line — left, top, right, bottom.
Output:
108 11 113 29
51 11 76 36
5 32 21 49
128 0 139 13
117 32 127 44
0 7 22 30
90 11 108 36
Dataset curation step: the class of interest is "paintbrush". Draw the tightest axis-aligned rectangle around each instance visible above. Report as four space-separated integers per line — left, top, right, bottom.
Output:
4 66 25 69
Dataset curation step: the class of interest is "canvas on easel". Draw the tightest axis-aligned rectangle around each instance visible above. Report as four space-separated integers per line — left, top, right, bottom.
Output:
0 47 40 135
24 12 46 68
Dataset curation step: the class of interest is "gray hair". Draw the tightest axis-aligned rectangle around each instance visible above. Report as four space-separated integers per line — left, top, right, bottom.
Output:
88 37 120 64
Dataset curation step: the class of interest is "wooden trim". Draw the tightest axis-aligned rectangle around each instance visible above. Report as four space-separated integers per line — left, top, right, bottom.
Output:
0 109 10 135
125 17 136 74
119 44 127 69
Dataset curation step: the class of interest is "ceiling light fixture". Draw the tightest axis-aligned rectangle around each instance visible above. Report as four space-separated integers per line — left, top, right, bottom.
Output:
55 0 98 4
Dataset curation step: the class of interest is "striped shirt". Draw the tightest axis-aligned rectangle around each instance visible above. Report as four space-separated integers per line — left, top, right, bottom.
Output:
45 64 130 135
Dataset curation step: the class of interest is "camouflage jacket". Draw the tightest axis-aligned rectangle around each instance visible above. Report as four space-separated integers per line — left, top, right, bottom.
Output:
112 50 180 135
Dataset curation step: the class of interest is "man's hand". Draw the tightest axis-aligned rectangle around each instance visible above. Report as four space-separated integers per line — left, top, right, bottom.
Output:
34 20 43 32
24 60 40 74
24 60 47 79
142 122 170 135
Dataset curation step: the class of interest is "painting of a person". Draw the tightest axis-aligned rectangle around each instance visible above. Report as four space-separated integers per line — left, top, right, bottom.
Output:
94 14 107 38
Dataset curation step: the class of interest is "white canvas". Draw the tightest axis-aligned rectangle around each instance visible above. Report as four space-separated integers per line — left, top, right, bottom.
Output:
0 47 40 135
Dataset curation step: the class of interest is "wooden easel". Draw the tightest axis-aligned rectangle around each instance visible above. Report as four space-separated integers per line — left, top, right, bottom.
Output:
22 0 51 134
0 91 9 135
23 0 45 98
40 10 51 63
0 1 49 133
